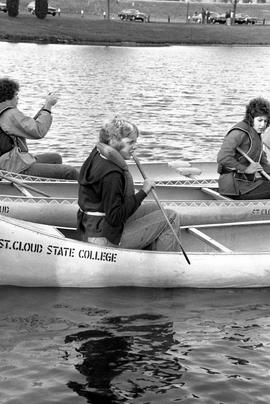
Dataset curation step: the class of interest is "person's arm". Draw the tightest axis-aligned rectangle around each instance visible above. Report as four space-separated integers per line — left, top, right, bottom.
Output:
9 108 53 139
217 129 248 173
102 172 147 227
3 92 58 140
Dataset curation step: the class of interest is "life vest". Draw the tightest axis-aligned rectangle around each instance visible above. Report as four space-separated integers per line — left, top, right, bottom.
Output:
218 121 265 196
217 120 263 174
228 120 263 163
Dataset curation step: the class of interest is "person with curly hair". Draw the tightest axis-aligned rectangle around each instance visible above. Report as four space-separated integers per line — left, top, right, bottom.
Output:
77 116 181 250
0 77 78 179
217 97 270 199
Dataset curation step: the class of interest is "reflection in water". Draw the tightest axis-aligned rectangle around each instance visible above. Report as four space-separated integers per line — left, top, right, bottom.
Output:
1 279 270 402
66 314 184 403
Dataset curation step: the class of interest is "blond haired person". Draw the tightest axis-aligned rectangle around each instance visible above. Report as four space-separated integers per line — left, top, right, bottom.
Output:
77 117 181 251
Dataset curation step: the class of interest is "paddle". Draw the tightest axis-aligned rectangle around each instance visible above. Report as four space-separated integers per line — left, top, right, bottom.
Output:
0 172 51 198
132 153 191 265
236 147 270 181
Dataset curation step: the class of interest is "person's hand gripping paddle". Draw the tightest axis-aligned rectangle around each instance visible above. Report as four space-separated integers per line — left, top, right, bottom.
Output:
132 153 190 265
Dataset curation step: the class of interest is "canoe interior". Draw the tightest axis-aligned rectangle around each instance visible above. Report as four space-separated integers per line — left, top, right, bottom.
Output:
59 220 270 253
0 179 221 200
128 161 218 181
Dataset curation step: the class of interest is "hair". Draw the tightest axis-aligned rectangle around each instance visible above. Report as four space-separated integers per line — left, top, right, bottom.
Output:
99 116 139 144
244 97 270 128
0 78 19 103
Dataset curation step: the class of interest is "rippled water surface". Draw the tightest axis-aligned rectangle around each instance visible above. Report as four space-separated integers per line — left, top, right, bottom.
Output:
1 287 270 404
1 43 270 163
1 42 270 403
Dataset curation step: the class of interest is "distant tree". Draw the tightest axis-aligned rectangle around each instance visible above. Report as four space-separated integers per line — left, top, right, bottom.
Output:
230 0 238 24
6 0 19 17
35 0 48 19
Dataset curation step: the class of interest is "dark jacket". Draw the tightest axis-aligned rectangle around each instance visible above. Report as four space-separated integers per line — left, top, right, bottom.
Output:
217 120 270 196
78 147 146 244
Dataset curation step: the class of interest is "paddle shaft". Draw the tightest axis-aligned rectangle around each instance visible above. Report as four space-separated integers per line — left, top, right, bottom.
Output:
33 106 44 120
0 173 51 197
236 147 270 181
132 154 191 265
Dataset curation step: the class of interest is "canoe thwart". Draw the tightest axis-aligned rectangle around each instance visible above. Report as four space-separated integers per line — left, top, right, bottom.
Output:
201 187 231 201
186 227 232 253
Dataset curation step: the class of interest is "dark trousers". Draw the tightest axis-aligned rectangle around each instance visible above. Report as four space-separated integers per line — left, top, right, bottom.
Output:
233 180 270 200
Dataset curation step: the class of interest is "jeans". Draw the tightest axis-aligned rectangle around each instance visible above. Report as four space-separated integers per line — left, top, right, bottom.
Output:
120 203 182 252
23 153 79 180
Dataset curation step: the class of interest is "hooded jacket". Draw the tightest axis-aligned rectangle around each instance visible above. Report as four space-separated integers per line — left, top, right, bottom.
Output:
78 147 146 244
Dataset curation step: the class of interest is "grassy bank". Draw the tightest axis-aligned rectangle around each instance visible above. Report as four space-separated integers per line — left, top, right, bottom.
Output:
16 0 270 21
1 0 270 45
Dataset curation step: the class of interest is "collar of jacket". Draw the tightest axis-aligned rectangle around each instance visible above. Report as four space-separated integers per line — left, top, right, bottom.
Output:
0 100 15 116
96 142 128 172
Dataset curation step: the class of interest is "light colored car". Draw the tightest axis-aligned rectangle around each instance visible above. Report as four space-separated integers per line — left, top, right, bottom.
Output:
234 13 257 24
192 12 201 23
27 1 57 16
0 1 7 12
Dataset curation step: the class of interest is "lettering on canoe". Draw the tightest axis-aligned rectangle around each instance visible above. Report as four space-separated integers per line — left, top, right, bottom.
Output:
0 239 117 263
0 239 43 253
252 208 270 216
78 248 117 262
0 205 10 214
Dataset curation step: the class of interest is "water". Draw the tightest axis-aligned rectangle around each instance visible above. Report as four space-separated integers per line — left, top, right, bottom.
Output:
1 42 270 403
1 287 270 404
1 43 270 163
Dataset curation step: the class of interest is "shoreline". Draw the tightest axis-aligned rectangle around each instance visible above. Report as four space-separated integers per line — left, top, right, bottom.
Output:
2 37 270 47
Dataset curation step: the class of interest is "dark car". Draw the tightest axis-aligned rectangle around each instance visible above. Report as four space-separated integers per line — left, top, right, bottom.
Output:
0 1 7 12
118 8 148 22
27 1 57 16
209 12 226 24
234 13 257 24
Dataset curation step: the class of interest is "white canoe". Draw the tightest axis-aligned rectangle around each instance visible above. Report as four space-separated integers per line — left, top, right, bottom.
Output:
1 214 270 288
0 160 217 197
1 194 270 228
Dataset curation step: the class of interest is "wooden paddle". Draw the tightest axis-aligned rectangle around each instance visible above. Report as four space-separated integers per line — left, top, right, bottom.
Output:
0 172 51 197
236 147 270 181
132 153 191 265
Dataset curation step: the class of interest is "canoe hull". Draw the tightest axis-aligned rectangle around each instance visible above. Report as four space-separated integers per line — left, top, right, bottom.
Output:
1 215 270 288
1 196 270 228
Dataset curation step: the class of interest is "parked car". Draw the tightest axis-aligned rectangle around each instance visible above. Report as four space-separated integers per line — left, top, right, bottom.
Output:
118 9 148 22
234 13 257 24
192 12 201 23
208 12 226 24
246 15 257 24
0 1 7 12
27 1 57 16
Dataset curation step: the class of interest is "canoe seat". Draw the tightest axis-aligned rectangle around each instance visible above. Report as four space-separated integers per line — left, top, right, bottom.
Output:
201 187 231 201
20 220 65 238
12 183 34 197
187 227 232 253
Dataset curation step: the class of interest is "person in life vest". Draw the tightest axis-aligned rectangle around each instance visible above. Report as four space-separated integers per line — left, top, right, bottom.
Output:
217 97 270 199
77 116 181 250
0 77 78 179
